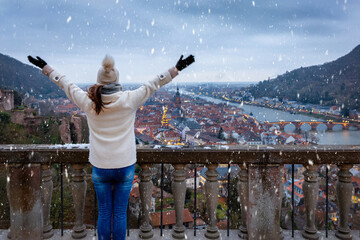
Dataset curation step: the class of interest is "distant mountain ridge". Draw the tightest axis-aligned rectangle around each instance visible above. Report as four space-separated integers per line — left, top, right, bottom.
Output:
0 53 65 98
249 45 360 110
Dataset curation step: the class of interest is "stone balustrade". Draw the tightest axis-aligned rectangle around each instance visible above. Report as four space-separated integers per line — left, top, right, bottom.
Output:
0 145 359 240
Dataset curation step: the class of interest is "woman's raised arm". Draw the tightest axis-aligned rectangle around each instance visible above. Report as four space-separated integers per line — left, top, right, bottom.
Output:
27 55 91 112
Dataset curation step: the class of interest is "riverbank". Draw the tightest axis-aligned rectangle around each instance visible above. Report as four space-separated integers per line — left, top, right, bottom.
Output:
209 95 356 123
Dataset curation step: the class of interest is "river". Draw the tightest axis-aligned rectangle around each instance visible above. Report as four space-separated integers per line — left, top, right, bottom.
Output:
181 91 360 145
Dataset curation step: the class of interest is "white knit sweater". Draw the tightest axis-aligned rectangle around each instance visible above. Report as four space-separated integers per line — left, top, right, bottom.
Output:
48 69 175 169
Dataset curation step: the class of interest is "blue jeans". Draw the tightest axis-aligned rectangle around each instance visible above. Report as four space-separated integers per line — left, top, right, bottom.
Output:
92 164 135 240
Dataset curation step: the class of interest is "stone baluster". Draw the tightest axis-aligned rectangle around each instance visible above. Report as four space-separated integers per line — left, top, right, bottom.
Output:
237 164 248 239
7 164 43 240
279 165 285 240
172 164 187 239
139 164 153 239
71 164 87 239
335 164 353 240
205 164 220 239
41 164 54 239
302 164 319 240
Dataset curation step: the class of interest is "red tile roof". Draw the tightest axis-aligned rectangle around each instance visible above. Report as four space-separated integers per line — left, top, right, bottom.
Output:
352 176 360 187
150 209 193 227
286 179 304 198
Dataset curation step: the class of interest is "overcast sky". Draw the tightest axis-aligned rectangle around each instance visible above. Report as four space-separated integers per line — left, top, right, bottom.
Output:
1 0 360 84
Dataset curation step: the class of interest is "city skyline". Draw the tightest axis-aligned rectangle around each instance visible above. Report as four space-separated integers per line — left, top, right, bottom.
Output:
1 0 360 84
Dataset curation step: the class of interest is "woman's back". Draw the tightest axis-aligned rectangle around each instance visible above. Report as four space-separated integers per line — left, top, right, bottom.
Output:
86 90 138 169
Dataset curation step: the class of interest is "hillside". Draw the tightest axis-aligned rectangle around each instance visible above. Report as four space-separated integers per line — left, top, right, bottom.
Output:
248 45 360 110
0 53 65 98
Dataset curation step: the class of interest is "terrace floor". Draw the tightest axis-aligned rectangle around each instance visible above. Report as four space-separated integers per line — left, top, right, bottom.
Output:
0 229 359 240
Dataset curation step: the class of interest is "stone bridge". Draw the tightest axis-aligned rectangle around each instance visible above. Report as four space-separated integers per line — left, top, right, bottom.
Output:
265 121 360 132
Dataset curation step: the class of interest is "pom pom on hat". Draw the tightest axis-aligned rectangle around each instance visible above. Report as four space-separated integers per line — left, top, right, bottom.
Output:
102 55 114 72
97 55 119 85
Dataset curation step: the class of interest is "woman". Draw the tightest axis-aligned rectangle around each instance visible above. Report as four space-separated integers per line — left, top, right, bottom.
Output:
28 54 195 239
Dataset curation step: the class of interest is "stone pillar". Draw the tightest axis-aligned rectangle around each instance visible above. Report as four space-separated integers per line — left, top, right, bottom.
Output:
302 164 319 240
7 164 43 240
335 164 353 240
71 164 87 239
237 164 248 239
279 166 285 240
41 164 54 239
139 164 153 239
205 164 220 239
6 170 11 240
247 164 282 240
172 164 187 239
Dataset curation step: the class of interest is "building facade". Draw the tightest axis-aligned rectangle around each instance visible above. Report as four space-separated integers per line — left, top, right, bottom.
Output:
0 88 15 111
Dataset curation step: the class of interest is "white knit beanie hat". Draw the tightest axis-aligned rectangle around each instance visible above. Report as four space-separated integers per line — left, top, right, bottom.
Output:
97 55 119 85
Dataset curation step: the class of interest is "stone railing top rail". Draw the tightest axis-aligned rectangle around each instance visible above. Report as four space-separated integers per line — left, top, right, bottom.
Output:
0 144 359 165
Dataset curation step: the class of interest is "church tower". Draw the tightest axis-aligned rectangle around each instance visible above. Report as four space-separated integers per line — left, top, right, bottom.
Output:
174 87 181 109
172 87 185 118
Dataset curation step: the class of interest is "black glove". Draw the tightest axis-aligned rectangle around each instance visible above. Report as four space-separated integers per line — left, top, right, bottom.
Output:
175 54 195 71
27 56 47 69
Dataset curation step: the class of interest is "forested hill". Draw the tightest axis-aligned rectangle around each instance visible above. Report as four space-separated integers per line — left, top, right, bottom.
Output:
0 53 65 98
248 44 360 110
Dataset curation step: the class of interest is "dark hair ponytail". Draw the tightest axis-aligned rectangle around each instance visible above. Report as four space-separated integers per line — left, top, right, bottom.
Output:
87 84 108 115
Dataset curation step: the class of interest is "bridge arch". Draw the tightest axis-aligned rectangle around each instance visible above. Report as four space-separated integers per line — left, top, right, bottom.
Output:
349 125 359 131
332 124 343 131
300 123 311 132
316 123 328 132
284 123 296 133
